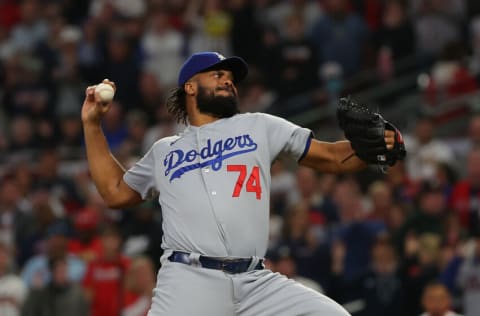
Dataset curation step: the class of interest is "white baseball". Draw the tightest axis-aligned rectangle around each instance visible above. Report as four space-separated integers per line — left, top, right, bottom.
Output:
95 83 115 103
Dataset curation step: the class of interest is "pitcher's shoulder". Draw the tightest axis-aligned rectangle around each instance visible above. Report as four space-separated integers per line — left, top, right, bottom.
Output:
152 135 182 149
231 112 270 122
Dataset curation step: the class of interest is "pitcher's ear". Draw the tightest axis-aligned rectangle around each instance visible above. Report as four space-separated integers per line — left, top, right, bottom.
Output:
184 81 196 95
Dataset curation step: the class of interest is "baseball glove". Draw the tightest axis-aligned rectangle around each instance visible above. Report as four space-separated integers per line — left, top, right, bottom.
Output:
337 96 406 169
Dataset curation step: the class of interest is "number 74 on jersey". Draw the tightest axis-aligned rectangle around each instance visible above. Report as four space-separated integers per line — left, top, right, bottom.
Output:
227 165 262 200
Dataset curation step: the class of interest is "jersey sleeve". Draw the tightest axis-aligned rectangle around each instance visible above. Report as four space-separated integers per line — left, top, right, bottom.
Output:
260 113 313 161
123 146 157 200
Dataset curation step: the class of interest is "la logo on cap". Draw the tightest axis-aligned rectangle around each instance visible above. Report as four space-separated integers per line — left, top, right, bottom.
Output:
214 52 225 60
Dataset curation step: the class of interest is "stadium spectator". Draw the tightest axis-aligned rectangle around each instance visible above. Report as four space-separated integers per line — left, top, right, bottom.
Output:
21 256 88 316
401 233 443 315
424 42 478 106
447 114 480 174
450 147 480 235
397 181 447 256
21 221 85 289
83 224 130 316
0 241 26 316
9 0 48 53
33 147 82 214
310 0 369 78
68 207 103 264
185 0 233 56
228 0 263 67
374 0 415 79
264 0 323 39
0 173 34 267
101 101 129 153
277 201 331 289
266 245 323 293
121 256 156 316
456 230 480 316
269 13 319 100
141 9 183 89
331 177 386 282
403 115 455 182
137 71 166 126
420 281 463 316
413 0 464 63
330 238 404 316
97 30 142 110
366 180 397 223
122 201 163 270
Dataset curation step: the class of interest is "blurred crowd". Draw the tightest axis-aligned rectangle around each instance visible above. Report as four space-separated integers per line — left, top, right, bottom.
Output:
1 0 480 316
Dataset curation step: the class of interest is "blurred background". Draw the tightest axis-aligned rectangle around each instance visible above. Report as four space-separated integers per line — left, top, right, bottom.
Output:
1 0 480 315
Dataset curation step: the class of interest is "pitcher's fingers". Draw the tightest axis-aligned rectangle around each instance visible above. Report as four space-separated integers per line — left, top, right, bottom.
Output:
86 86 96 101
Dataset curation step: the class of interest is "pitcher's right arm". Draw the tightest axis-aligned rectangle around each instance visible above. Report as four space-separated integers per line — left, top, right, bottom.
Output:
81 80 143 208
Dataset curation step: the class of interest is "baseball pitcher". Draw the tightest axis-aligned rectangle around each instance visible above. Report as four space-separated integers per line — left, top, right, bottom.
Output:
81 51 405 316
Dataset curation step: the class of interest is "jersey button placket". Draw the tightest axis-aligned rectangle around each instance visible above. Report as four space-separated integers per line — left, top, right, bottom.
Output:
197 133 215 198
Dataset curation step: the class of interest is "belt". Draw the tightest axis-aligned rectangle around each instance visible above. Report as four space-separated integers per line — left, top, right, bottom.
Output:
168 251 264 274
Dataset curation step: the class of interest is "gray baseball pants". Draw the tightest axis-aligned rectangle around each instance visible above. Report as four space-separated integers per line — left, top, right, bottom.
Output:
147 252 350 316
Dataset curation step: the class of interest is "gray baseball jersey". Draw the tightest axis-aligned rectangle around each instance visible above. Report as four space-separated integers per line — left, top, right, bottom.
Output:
123 112 352 316
123 112 312 258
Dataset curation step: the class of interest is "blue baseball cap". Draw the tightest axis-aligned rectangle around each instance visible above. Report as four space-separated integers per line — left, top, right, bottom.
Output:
178 52 248 86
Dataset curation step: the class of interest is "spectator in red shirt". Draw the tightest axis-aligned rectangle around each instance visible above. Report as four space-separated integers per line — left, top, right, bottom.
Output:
68 207 103 263
425 42 478 106
122 256 156 316
450 147 480 236
83 224 130 316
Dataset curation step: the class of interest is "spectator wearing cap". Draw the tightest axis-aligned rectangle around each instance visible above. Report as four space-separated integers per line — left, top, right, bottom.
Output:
397 181 448 256
68 207 103 263
21 221 85 288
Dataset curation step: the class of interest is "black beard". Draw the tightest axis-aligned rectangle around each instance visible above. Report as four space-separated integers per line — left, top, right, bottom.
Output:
196 85 239 119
